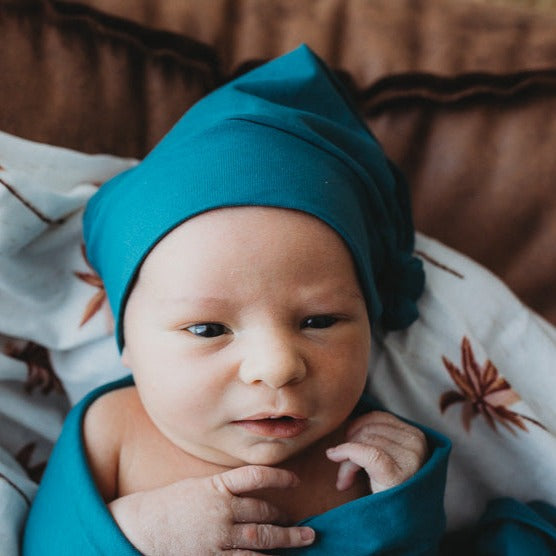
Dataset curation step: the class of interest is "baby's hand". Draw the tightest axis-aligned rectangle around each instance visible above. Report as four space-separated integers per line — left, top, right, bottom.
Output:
326 411 428 494
109 465 315 555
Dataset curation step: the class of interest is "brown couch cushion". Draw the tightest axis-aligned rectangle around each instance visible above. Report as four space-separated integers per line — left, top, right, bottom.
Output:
1 0 555 324
0 0 218 155
67 0 556 77
365 74 556 324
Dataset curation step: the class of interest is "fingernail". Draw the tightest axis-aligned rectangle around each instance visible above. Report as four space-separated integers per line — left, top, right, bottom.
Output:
301 528 315 543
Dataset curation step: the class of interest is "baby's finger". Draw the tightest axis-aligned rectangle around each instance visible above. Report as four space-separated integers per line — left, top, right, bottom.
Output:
335 459 362 491
228 523 315 551
212 465 299 496
227 549 294 555
347 415 427 457
327 441 401 492
347 411 414 439
227 549 285 556
349 425 427 458
231 496 288 525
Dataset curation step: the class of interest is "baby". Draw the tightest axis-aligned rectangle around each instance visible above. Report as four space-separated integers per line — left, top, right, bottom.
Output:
24 45 450 555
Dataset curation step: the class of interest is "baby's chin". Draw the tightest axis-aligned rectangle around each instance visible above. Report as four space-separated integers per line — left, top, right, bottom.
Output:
219 422 346 468
229 438 317 468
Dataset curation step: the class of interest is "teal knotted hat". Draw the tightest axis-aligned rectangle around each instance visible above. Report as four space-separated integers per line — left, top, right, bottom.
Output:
83 44 424 350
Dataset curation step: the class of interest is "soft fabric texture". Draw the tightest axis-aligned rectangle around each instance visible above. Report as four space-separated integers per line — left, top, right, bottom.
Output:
2 131 556 552
23 377 451 555
83 44 424 350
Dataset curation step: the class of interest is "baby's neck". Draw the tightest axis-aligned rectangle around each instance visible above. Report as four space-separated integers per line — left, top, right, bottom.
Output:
116 389 369 523
241 425 369 523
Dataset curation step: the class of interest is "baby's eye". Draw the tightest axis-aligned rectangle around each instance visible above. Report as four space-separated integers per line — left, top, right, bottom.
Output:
301 315 339 329
185 323 230 338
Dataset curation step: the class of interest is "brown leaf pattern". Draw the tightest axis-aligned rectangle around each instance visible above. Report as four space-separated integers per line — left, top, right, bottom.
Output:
75 243 107 326
0 176 65 225
440 337 547 434
3 340 64 395
0 471 31 507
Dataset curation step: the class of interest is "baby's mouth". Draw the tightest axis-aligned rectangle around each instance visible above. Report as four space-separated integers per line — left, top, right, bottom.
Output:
233 414 309 438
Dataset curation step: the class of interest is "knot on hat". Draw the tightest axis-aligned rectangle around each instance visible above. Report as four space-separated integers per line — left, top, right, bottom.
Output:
378 249 425 331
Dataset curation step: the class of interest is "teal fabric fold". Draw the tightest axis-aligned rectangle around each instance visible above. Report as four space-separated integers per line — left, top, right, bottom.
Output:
25 377 556 554
83 44 424 350
288 424 450 555
23 377 140 556
473 498 556 555
23 377 450 555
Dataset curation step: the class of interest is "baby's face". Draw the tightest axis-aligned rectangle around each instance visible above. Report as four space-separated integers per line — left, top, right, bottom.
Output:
122 206 371 467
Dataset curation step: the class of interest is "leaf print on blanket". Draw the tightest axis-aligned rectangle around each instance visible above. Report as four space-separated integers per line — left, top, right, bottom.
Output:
0 471 31 507
3 340 64 395
75 243 112 330
440 337 546 434
0 174 64 225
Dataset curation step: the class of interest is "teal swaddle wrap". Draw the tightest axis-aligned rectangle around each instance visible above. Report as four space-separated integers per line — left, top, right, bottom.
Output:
23 376 451 555
83 44 424 350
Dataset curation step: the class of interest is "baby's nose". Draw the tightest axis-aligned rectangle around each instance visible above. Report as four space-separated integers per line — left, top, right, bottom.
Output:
238 330 307 389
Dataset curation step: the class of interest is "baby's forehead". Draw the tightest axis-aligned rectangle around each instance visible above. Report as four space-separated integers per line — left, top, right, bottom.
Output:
130 205 365 312
140 205 351 268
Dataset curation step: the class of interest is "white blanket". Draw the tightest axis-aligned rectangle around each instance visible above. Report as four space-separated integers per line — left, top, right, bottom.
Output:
1 130 555 551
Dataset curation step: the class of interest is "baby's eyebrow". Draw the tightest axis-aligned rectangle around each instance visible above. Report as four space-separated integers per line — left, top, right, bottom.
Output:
299 286 365 304
157 294 232 307
339 287 365 300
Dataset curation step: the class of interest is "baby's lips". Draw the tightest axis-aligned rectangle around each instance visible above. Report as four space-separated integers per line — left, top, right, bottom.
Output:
233 416 309 438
